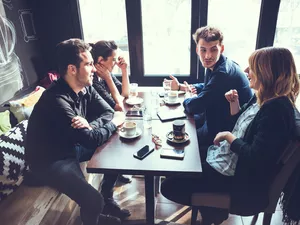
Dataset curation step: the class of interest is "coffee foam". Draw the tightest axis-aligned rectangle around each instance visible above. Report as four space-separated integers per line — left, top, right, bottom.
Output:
124 121 136 128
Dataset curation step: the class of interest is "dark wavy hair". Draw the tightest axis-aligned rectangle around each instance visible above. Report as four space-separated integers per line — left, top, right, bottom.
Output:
89 40 118 64
192 26 224 45
56 38 90 77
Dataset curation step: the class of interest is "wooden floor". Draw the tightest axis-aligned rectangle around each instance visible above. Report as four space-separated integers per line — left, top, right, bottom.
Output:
0 173 285 225
114 176 285 225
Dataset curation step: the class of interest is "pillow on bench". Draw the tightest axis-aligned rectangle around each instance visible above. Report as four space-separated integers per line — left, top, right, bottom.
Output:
9 86 45 123
0 120 28 201
0 110 11 135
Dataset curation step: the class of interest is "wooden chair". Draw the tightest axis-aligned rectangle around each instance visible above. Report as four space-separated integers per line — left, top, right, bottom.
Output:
190 140 300 225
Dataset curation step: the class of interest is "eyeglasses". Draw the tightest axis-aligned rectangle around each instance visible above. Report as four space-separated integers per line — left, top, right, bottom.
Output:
152 134 162 149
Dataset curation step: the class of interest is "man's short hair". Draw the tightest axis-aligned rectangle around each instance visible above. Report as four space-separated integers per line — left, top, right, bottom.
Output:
56 38 90 77
192 26 224 45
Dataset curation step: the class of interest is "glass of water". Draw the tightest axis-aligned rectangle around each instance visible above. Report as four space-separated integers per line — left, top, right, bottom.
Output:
129 83 138 99
143 108 152 129
151 90 159 113
162 80 171 100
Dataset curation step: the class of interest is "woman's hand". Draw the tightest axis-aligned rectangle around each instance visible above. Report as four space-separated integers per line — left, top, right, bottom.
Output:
95 63 111 81
116 56 127 71
225 89 239 103
213 131 236 146
114 103 124 112
225 89 241 115
111 111 125 127
71 116 92 130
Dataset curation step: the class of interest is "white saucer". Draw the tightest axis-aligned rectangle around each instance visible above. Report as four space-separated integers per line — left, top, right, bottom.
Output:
125 97 144 105
178 90 185 95
166 131 190 144
119 128 142 139
164 99 181 105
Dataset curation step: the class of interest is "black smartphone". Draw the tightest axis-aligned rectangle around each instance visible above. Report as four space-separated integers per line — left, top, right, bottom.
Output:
160 148 185 160
133 145 154 160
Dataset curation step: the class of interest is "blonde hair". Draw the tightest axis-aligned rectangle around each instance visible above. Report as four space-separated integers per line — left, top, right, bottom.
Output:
248 47 299 106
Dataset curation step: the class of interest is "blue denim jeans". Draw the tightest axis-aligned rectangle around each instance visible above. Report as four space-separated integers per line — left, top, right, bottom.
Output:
75 145 119 199
28 145 118 225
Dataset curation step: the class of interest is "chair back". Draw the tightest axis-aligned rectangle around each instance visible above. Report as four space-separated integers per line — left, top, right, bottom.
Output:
264 108 300 213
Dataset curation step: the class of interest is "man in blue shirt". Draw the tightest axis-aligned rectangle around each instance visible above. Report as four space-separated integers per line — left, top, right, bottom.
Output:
168 26 253 148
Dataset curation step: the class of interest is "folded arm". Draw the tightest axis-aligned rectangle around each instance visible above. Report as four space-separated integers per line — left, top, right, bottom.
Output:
54 91 117 149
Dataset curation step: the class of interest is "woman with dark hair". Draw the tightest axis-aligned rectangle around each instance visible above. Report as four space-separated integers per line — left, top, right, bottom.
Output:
161 47 300 224
90 41 132 184
90 40 130 112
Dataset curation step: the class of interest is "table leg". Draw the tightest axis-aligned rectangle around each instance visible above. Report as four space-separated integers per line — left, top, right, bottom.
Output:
145 175 155 224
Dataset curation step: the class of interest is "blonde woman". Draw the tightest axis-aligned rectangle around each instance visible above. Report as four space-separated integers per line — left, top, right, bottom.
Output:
161 47 300 224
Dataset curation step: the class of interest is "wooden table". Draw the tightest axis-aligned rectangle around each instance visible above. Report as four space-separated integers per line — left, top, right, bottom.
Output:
87 89 202 224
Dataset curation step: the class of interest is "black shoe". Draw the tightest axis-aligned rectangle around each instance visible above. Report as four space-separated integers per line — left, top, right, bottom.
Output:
98 214 121 225
103 198 131 220
117 175 132 184
200 207 228 225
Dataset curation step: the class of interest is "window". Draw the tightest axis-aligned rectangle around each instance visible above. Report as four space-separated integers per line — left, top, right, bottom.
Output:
141 0 191 76
78 0 130 75
208 0 261 69
274 0 300 72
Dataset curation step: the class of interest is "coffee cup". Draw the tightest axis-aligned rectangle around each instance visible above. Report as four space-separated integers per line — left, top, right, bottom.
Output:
121 121 137 136
172 120 185 140
168 91 178 103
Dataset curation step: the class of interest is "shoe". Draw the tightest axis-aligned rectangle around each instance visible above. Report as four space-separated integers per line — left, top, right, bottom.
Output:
98 214 121 225
117 175 132 184
200 207 228 225
103 198 131 220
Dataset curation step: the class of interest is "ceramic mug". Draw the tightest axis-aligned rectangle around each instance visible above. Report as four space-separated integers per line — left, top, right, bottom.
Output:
172 120 185 140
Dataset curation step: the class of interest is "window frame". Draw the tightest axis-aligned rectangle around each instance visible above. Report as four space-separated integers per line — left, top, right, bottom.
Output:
76 0 285 86
125 0 204 85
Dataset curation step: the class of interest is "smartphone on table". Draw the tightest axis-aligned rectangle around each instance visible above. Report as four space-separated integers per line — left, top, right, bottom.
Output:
160 148 185 160
133 145 154 160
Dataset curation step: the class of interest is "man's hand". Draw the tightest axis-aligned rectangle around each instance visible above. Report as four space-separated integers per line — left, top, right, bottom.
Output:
183 81 197 95
190 85 197 94
225 89 239 103
165 75 180 90
116 56 127 71
95 63 111 81
111 111 125 127
72 116 92 130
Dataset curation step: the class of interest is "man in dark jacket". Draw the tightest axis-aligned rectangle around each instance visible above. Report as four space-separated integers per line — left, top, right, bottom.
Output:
25 39 129 225
168 26 253 147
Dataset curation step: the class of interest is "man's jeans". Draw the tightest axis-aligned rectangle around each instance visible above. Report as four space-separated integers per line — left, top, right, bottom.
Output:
75 145 118 199
28 145 118 225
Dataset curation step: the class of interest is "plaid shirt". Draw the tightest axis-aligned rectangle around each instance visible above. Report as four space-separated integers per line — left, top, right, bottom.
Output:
206 103 259 176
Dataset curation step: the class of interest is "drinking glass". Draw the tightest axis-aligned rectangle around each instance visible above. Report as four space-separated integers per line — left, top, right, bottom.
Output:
150 90 159 113
143 108 152 129
162 80 171 100
129 83 138 99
